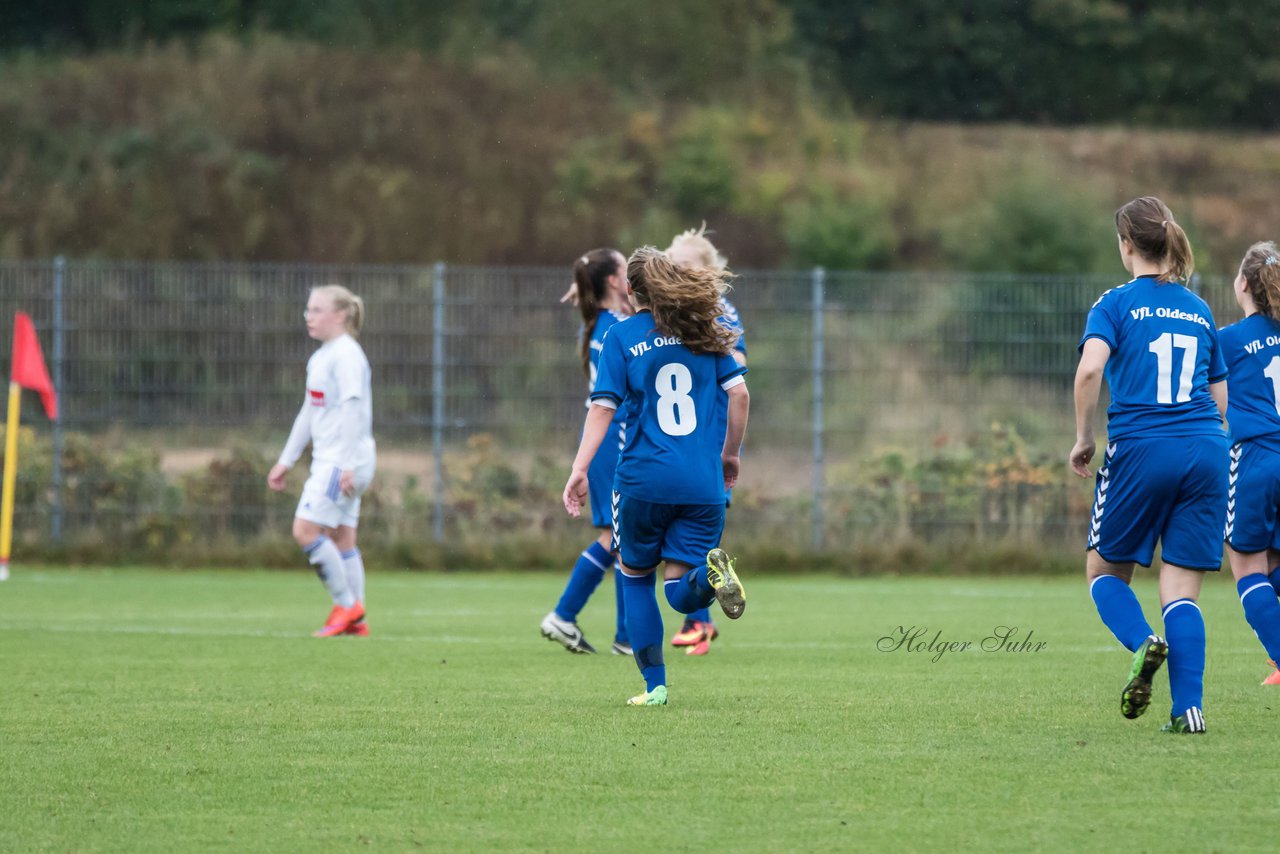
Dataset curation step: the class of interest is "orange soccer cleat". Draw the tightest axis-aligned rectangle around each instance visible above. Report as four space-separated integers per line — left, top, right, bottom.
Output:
344 619 369 637
675 621 719 654
313 601 365 637
1264 660 1280 686
672 620 705 647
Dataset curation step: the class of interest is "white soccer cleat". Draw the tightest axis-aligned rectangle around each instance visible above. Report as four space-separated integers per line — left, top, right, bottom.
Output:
539 611 597 654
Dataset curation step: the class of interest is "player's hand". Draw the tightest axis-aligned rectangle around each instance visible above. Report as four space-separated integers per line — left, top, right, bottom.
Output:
722 454 740 489
267 464 289 492
339 469 356 496
1069 438 1096 478
562 470 589 517
559 282 579 306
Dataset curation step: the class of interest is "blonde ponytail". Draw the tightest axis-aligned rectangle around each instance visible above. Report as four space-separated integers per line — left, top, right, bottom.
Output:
312 284 364 337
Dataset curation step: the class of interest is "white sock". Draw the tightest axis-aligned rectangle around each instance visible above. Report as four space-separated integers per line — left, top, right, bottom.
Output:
305 536 355 607
341 548 365 604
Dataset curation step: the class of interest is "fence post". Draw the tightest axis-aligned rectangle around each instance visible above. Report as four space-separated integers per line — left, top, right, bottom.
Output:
811 266 825 550
51 256 65 544
432 262 446 542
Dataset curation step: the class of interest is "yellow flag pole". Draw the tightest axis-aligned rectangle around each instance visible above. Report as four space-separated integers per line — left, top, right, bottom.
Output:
0 381 22 581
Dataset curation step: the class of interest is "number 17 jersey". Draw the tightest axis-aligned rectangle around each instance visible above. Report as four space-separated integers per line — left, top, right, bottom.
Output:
1220 313 1280 444
591 311 747 505
1079 275 1227 439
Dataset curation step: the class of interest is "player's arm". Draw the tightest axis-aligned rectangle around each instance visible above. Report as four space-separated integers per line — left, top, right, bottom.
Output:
269 398 313 491
721 378 749 489
562 403 615 517
333 358 367 496
334 398 363 496
1069 337 1110 478
1209 380 1227 420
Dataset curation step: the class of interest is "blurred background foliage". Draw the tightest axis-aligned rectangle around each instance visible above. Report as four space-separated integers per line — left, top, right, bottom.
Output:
1 0 1278 272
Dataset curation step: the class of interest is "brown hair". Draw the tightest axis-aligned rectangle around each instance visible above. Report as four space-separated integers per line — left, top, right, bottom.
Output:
312 284 365 337
1115 196 1194 283
626 246 737 355
573 248 623 379
1240 240 1280 322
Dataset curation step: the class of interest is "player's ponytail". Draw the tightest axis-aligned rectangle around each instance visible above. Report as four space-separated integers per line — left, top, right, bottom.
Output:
1239 241 1280 322
1115 196 1195 283
312 284 365 337
574 249 620 379
626 247 738 356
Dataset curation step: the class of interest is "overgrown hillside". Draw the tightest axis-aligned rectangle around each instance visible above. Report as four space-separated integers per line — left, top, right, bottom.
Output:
2 35 1278 271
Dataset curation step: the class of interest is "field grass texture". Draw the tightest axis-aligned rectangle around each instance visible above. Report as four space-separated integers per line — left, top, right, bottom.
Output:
3 568 1278 851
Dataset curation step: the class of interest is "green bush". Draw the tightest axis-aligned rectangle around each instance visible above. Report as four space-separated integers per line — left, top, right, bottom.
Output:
782 187 897 269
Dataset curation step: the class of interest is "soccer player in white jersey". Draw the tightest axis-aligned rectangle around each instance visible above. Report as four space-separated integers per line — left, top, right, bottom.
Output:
540 248 633 656
1217 241 1280 685
563 247 750 706
268 285 376 638
1071 197 1228 734
665 224 747 656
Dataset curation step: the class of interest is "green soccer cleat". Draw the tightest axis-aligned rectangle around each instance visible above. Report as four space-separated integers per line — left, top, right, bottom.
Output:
706 548 745 620
626 685 668 706
1120 634 1168 720
1161 706 1206 734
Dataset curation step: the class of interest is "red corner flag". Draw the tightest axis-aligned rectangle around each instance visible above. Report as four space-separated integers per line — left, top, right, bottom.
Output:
11 312 57 419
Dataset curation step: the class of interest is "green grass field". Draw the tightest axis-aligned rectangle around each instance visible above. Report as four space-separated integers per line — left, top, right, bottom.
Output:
2 567 1279 851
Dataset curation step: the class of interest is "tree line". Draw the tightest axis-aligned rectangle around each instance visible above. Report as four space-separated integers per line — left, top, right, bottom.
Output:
6 0 1279 129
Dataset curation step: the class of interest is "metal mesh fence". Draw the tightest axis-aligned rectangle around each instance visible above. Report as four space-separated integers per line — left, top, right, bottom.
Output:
0 260 1235 559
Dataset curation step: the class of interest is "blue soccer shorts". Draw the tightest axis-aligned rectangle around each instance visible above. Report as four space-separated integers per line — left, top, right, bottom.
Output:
611 492 725 571
1087 433 1229 570
587 419 624 529
1225 438 1280 554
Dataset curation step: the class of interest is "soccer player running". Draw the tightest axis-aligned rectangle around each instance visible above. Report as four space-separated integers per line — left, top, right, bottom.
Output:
664 224 747 656
1070 197 1229 734
1217 241 1280 685
268 285 376 638
562 247 750 706
540 248 634 656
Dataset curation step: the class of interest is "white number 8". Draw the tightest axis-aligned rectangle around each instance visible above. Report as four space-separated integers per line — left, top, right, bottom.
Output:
655 363 696 436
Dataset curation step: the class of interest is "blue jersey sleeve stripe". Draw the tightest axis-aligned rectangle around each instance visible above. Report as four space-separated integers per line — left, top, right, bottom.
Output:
590 390 622 406
1078 332 1115 353
1209 371 1229 383
717 364 748 384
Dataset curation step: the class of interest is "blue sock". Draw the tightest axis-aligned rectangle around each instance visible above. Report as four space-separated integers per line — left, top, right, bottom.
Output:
1238 574 1280 662
1089 575 1153 652
663 565 715 614
1162 598 1206 717
554 541 613 622
688 606 713 624
614 568 628 645
620 571 664 691
1269 567 1280 595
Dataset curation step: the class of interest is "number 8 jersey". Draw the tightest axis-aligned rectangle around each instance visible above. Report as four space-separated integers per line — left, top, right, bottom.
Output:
591 310 748 504
1080 274 1227 439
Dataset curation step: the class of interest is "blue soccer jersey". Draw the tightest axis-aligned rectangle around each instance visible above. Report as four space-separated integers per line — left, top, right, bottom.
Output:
1220 314 1280 444
721 297 747 359
584 309 628 527
1079 275 1227 439
587 309 629 398
591 311 747 505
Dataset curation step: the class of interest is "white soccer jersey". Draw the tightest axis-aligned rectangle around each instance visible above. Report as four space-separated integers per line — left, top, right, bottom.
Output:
292 333 375 468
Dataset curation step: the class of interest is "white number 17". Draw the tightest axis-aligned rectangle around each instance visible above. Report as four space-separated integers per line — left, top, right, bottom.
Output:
1148 332 1197 404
